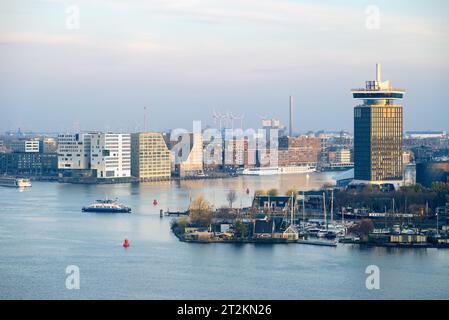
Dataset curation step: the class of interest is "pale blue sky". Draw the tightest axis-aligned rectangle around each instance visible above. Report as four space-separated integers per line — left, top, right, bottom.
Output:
1 0 448 133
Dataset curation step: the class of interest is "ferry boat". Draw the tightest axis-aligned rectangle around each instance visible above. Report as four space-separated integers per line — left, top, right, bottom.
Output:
82 198 131 213
238 165 316 176
0 177 32 188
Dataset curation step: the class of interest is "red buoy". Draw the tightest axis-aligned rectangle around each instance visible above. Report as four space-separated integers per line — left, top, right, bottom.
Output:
153 199 158 206
123 238 129 248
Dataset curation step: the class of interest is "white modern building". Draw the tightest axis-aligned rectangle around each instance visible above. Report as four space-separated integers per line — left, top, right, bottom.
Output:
90 133 131 178
57 133 91 169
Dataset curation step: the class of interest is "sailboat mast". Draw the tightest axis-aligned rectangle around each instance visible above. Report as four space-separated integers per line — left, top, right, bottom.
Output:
331 189 334 225
302 191 305 225
291 192 294 226
323 192 327 230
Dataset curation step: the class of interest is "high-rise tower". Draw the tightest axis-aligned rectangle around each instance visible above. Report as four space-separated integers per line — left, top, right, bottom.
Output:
351 64 405 186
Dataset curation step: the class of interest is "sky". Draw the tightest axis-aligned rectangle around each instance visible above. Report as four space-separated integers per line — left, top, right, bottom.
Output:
1 0 449 133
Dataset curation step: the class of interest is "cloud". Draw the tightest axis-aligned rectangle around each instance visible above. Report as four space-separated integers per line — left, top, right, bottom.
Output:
0 32 89 46
0 31 163 54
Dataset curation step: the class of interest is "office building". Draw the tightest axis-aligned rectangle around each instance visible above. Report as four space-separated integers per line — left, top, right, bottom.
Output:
0 152 58 176
351 64 405 187
90 133 131 178
57 133 91 170
131 132 171 181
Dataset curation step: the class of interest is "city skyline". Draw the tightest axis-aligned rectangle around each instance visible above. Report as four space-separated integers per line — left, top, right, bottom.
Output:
1 0 449 133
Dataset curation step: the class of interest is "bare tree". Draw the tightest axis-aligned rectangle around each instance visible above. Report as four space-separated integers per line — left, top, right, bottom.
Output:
226 190 237 208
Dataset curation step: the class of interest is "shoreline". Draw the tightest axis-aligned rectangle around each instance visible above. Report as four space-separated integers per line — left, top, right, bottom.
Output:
1 173 237 184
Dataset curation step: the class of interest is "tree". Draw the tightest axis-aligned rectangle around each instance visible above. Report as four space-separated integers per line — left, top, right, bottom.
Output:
285 189 298 197
254 189 267 196
267 188 279 197
233 220 248 240
226 190 237 208
348 219 374 238
171 217 189 235
189 196 212 226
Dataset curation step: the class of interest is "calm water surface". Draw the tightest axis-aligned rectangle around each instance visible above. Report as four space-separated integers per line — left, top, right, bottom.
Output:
1 173 448 299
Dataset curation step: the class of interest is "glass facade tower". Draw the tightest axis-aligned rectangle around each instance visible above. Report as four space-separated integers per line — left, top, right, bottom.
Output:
351 64 405 183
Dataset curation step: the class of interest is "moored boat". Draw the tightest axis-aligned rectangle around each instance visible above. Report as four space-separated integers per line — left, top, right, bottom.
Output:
0 177 32 188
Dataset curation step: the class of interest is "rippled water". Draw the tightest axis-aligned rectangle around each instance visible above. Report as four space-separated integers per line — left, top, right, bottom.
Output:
1 173 448 299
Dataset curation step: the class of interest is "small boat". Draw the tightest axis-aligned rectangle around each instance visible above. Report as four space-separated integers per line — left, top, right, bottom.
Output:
82 198 131 213
0 177 32 188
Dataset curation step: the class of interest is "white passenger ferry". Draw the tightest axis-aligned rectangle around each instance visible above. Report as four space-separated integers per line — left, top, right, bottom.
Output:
0 177 32 188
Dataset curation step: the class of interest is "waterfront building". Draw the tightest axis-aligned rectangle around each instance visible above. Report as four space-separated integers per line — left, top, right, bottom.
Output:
90 133 131 178
57 133 92 173
336 149 351 164
224 137 246 167
179 132 203 177
168 132 204 177
0 152 58 176
351 64 405 188
223 135 256 169
131 132 171 181
278 135 321 166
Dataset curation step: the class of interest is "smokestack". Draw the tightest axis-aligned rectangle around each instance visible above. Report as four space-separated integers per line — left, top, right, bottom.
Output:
289 96 294 136
376 63 381 82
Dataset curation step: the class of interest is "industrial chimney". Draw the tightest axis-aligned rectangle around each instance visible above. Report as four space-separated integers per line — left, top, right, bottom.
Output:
289 96 294 136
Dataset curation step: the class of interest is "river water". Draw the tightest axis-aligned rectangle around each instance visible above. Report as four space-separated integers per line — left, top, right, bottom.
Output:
0 172 448 299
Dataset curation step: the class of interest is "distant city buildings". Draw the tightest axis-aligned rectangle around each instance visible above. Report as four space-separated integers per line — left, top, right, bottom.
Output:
406 131 447 139
352 64 405 188
10 139 40 153
57 132 131 180
131 132 171 181
278 135 321 166
1 81 447 186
